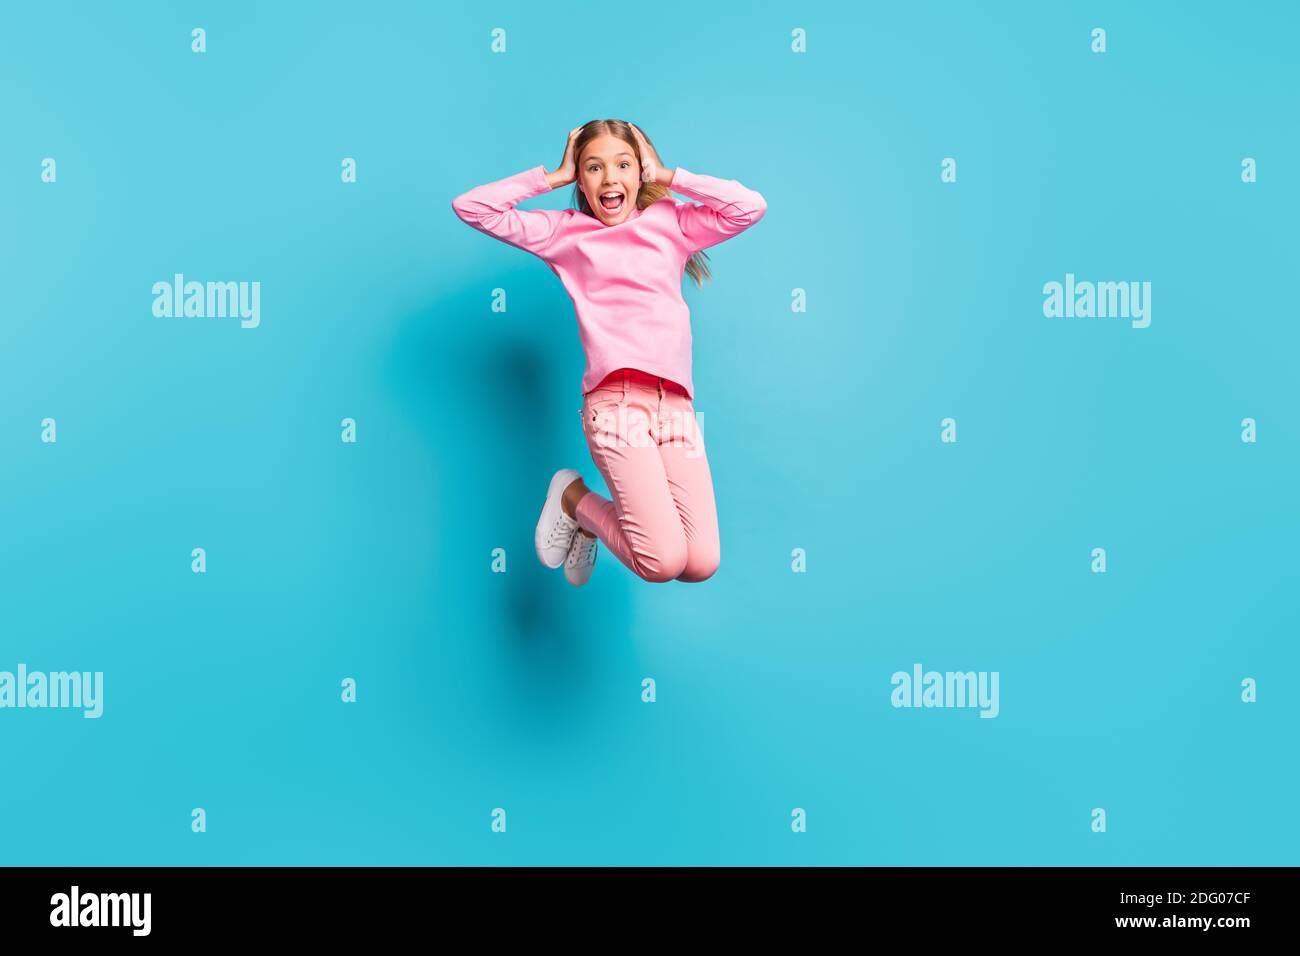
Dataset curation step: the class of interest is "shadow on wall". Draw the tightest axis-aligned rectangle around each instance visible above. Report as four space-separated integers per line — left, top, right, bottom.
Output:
381 266 635 723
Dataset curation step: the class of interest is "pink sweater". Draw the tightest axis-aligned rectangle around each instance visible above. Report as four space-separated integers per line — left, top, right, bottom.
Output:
451 165 767 399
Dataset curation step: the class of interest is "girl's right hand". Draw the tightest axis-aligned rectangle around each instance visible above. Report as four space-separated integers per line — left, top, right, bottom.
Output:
550 126 584 187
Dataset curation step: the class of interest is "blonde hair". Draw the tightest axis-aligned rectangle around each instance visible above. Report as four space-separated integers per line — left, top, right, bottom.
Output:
572 119 712 288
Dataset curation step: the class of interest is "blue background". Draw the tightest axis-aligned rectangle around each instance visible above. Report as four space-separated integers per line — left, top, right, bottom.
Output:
2 0 1296 865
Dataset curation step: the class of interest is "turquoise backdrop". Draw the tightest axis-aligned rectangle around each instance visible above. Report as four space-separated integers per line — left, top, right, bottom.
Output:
2 0 1295 864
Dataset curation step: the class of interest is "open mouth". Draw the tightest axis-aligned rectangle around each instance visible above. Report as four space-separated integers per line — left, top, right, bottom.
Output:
599 191 625 213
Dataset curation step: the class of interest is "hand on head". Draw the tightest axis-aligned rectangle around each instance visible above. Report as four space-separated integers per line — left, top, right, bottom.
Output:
557 126 584 185
558 122 658 188
628 123 659 183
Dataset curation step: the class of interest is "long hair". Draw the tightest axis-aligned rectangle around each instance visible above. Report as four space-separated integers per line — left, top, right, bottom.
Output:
571 119 712 288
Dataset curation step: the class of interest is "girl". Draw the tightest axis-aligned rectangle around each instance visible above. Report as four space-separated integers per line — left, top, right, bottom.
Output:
451 119 766 586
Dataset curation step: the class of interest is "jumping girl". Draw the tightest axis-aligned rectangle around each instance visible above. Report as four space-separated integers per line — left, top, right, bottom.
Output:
451 119 767 586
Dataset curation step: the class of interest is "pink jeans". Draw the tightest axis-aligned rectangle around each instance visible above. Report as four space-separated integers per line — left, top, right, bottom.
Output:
574 368 720 583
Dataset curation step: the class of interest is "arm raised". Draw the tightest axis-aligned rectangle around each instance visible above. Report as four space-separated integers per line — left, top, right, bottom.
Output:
451 165 568 260
666 167 768 254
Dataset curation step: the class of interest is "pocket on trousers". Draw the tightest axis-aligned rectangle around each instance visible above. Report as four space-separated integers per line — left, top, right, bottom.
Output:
584 387 625 448
662 392 703 453
584 384 624 419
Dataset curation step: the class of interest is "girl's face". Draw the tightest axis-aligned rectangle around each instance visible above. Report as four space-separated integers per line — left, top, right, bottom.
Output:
578 134 641 225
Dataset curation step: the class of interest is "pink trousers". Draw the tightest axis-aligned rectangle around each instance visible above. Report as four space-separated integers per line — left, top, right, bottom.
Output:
574 367 720 583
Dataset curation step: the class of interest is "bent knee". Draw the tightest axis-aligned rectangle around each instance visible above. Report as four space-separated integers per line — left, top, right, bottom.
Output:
676 547 720 583
632 540 689 583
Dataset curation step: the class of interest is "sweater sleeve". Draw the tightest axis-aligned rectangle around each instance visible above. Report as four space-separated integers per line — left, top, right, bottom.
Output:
670 167 768 254
451 165 566 260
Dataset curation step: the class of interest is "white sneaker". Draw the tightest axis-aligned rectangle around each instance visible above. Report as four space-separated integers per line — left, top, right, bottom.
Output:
535 468 582 569
564 530 598 586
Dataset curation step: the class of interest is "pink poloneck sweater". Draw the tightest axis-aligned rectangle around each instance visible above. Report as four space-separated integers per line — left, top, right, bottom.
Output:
451 165 767 399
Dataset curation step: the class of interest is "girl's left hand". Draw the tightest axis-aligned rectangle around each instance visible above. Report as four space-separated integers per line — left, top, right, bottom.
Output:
628 123 660 183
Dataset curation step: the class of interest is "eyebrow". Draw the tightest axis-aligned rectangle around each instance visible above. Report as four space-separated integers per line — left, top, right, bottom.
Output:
585 152 634 163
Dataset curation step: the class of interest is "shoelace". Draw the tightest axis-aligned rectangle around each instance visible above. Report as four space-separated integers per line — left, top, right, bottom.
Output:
567 532 597 568
547 512 579 548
